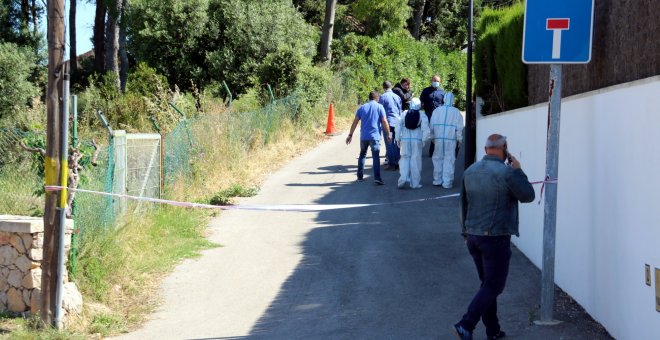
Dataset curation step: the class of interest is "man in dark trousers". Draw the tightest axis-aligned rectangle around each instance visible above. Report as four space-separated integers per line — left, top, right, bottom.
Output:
419 75 445 157
453 134 536 340
346 91 391 185
393 78 412 111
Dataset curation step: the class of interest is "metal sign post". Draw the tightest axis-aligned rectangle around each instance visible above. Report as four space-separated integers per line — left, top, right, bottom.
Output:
539 64 562 324
522 0 595 324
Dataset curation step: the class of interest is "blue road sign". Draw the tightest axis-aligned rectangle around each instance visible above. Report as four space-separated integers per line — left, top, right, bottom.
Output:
522 0 595 64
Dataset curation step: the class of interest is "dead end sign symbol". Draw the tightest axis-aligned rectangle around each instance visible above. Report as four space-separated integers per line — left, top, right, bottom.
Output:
547 18 570 59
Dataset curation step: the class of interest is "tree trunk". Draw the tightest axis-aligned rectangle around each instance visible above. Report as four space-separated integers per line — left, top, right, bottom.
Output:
20 0 30 31
320 0 337 62
119 0 128 93
105 0 121 89
31 0 38 36
412 0 425 40
93 0 107 74
69 0 78 82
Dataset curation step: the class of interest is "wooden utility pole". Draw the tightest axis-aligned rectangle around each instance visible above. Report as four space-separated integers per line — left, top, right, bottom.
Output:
42 0 66 327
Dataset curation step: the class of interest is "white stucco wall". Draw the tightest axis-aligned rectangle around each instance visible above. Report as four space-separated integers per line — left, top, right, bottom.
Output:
475 76 660 339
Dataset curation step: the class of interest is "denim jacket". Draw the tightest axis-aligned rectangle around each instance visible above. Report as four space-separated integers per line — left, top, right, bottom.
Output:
460 155 536 237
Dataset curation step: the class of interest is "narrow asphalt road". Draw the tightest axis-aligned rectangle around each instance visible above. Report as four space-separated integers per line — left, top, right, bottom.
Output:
117 134 610 340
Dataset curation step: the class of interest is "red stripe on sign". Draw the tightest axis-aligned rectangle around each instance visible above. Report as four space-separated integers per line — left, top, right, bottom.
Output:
547 18 570 30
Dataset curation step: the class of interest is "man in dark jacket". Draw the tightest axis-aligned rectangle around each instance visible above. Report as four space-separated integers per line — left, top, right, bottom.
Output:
453 134 536 340
393 78 412 111
419 75 445 156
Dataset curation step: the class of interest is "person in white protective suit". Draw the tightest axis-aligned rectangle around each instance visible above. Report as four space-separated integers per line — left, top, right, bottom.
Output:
430 92 464 188
396 98 430 189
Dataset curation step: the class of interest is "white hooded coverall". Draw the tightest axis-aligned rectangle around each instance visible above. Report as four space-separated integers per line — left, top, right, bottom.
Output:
396 108 430 189
430 93 464 188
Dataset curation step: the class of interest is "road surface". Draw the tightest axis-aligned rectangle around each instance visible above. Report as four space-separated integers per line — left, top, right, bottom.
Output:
117 134 610 339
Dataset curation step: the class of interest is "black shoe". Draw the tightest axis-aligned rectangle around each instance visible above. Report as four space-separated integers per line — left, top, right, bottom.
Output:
374 179 385 185
394 164 399 170
357 177 364 182
452 324 473 340
487 331 506 339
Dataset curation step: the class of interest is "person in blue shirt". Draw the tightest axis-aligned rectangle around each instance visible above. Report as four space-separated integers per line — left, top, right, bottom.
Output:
378 81 402 171
420 75 445 157
346 91 391 185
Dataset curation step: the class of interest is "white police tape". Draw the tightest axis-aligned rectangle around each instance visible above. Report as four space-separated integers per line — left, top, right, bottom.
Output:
45 178 555 212
44 185 460 212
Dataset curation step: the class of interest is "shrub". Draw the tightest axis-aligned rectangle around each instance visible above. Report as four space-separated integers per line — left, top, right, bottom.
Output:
259 48 305 98
127 0 210 89
475 2 527 115
352 0 411 37
332 31 468 110
0 42 37 120
77 69 193 133
204 0 318 97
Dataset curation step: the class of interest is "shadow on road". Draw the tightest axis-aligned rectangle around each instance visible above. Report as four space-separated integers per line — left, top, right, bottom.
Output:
238 143 611 339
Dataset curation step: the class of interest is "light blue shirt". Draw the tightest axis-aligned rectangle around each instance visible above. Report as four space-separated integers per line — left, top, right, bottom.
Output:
356 101 386 141
379 89 402 127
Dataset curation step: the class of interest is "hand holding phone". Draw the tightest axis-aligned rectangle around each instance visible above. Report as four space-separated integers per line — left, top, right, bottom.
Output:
507 152 521 169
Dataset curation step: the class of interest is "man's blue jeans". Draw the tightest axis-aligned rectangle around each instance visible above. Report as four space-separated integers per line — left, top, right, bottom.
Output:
383 126 400 166
357 140 382 181
459 235 511 337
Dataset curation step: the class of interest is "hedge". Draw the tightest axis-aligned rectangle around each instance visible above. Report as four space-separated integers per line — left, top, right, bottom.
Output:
475 2 527 115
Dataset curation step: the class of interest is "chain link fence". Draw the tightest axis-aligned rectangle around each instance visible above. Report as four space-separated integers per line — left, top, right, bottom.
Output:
0 128 46 216
1 92 302 227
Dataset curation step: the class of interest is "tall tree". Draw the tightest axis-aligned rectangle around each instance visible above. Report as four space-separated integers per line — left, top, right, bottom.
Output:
20 0 29 31
320 0 337 62
30 0 36 36
104 0 121 85
410 0 425 39
69 0 77 81
118 0 128 92
93 0 106 73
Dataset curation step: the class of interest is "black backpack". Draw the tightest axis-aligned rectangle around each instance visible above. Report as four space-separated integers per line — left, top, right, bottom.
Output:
404 109 421 130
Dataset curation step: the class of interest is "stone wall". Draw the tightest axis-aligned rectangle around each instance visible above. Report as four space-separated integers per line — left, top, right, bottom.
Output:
0 215 81 315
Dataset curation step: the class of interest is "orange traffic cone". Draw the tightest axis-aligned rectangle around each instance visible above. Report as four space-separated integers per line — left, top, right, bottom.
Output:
325 103 337 136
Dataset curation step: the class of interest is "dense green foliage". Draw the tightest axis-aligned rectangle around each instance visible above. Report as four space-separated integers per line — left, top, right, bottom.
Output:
333 32 468 109
0 0 41 47
423 0 483 51
0 42 37 120
205 0 317 96
127 0 211 88
129 0 317 98
475 2 526 114
352 0 411 37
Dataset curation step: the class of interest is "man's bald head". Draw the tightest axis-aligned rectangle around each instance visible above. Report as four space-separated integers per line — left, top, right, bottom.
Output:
431 75 441 83
485 134 506 148
485 134 507 159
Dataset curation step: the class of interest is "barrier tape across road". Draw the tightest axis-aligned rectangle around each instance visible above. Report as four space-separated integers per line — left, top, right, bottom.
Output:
44 185 460 212
45 179 555 213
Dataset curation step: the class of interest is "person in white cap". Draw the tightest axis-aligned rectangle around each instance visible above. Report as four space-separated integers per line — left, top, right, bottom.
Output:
430 92 464 188
396 98 430 189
